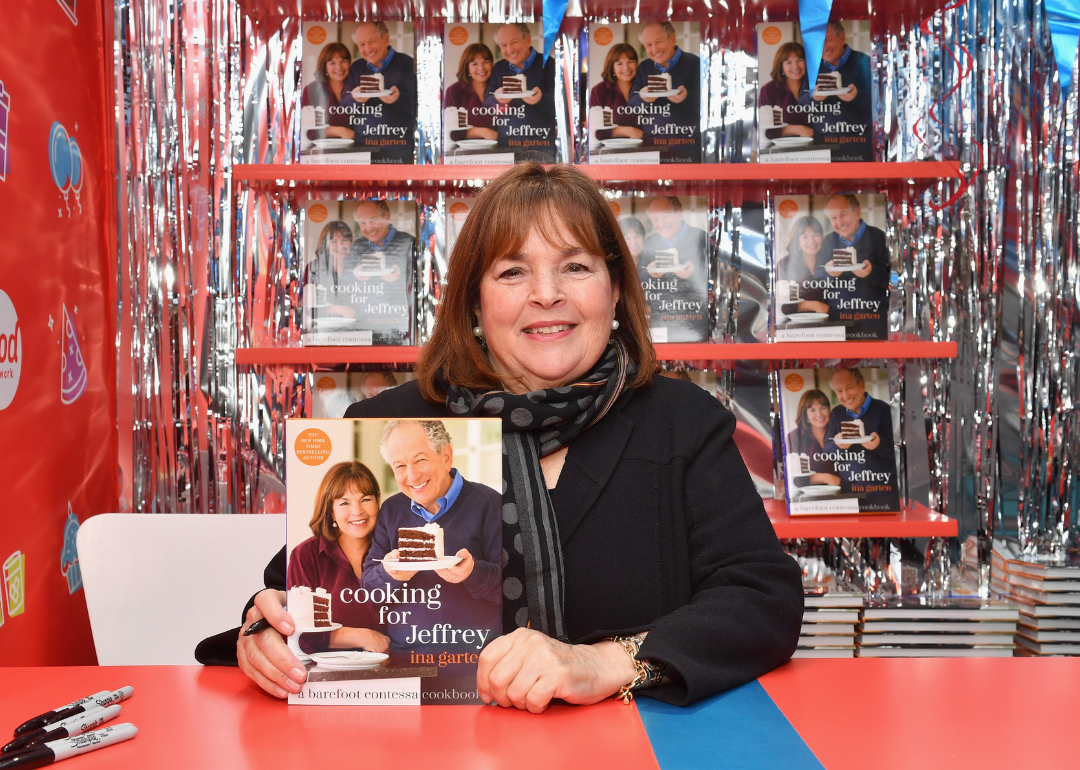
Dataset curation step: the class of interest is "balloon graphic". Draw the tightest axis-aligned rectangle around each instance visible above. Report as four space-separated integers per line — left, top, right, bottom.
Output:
68 138 83 212
49 122 73 214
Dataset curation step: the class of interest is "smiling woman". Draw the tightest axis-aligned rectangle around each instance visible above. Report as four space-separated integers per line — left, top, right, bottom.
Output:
232 164 803 711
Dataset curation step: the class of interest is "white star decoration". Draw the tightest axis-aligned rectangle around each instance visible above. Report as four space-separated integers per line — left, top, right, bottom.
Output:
48 315 55 331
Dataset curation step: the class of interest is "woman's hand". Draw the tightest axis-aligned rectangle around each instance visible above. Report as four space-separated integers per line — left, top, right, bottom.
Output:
236 589 307 699
330 627 392 654
476 628 638 713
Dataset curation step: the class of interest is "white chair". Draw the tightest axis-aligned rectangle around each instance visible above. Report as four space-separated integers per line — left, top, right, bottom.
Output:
78 513 284 665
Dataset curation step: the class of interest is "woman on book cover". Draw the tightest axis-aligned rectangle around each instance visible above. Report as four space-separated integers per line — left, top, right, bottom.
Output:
758 42 814 141
301 42 355 141
288 461 391 655
589 43 644 141
785 389 841 487
777 215 829 316
444 43 498 141
233 164 802 710
305 220 356 324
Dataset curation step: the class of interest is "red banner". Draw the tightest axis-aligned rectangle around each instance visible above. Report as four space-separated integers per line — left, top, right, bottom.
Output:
0 0 118 663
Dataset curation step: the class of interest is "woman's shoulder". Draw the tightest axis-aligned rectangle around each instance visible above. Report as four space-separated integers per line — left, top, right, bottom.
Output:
344 379 447 418
758 78 782 103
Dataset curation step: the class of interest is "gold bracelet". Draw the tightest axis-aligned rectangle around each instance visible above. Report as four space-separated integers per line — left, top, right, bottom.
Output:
610 634 652 704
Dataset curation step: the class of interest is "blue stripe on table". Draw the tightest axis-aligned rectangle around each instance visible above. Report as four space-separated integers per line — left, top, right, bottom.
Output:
637 680 825 770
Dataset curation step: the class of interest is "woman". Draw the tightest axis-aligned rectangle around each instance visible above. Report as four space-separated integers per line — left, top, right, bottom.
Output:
236 164 802 709
306 219 356 321
758 42 814 141
444 43 498 141
777 215 829 315
589 43 644 140
785 389 841 486
287 461 391 655
301 42 355 140
618 216 646 266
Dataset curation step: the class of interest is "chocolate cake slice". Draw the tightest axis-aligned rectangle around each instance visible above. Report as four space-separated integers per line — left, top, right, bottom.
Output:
397 522 445 562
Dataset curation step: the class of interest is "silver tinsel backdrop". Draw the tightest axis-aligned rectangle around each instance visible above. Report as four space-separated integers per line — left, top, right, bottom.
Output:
113 0 1080 585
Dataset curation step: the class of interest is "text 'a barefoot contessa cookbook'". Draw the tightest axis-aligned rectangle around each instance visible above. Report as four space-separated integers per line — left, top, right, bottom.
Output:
285 417 503 705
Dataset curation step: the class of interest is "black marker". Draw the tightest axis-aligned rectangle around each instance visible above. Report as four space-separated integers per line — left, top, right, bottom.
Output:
0 724 137 769
10 693 109 737
2 706 120 755
242 618 272 637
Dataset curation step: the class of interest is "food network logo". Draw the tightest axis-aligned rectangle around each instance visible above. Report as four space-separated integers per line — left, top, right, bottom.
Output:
0 290 21 410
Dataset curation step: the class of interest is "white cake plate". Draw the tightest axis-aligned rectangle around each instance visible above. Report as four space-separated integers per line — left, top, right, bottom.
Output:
825 262 864 272
310 651 389 670
600 138 644 148
834 434 872 445
493 88 538 99
453 139 500 150
641 89 680 98
813 86 853 97
785 312 830 324
799 485 841 497
378 555 463 572
350 89 395 99
645 261 692 275
768 137 815 148
288 622 343 663
353 267 396 278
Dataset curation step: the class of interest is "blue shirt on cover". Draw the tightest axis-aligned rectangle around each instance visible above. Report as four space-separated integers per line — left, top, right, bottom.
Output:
837 221 868 248
409 468 463 523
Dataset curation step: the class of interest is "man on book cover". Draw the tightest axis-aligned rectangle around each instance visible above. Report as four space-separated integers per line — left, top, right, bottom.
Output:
638 196 708 342
824 367 899 511
341 200 414 345
340 22 417 163
813 21 872 162
628 22 700 163
362 421 502 674
817 193 889 339
483 23 556 162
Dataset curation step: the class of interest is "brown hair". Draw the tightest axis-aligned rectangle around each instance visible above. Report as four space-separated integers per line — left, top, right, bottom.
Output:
309 461 381 541
601 43 638 85
770 42 806 84
316 43 352 84
456 43 494 84
796 389 831 431
826 193 861 212
415 163 656 401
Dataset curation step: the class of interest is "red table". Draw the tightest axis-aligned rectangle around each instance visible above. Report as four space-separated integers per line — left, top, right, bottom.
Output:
2 659 1079 769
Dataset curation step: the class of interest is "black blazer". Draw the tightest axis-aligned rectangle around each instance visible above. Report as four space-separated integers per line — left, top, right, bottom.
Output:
239 376 802 706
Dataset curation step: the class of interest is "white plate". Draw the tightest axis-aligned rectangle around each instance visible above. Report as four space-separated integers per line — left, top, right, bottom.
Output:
380 555 463 571
799 485 841 496
645 261 691 275
785 312 830 324
600 138 644 148
312 316 357 328
768 136 815 148
353 267 396 278
351 88 395 99
454 139 500 150
834 434 872 444
310 651 389 670
825 261 863 272
813 86 853 97
493 88 538 99
641 89 681 98
312 138 356 148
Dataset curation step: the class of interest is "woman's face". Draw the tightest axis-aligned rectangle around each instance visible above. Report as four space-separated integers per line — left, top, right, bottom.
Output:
798 226 822 258
468 55 493 83
623 229 644 260
478 220 619 393
328 231 352 261
782 53 806 82
325 54 350 84
331 486 378 541
613 54 638 84
806 400 830 429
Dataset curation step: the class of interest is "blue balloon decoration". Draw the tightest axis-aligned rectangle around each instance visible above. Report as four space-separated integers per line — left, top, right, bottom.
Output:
1047 0 1080 91
49 121 71 190
543 0 569 60
799 0 834 95
68 138 83 190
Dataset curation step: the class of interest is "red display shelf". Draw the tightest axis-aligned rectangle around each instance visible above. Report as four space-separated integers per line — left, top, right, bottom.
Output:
233 161 962 189
766 499 957 539
234 338 956 366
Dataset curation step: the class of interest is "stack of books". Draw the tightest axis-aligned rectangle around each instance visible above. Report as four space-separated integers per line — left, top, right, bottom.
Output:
992 550 1080 655
857 597 1019 657
794 590 863 658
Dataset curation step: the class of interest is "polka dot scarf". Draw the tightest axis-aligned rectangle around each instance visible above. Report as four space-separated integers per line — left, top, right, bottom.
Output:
440 340 635 641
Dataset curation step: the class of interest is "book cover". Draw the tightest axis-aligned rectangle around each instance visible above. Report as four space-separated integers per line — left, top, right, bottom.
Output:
779 367 901 514
300 21 417 164
612 194 709 342
442 22 556 164
587 22 701 164
772 194 890 341
311 372 416 418
301 199 416 346
755 20 872 163
285 418 503 705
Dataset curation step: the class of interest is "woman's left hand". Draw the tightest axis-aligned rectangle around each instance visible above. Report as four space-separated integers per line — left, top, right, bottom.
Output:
476 628 638 713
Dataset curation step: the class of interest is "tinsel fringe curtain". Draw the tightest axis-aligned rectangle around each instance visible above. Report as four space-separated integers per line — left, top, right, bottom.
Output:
114 0 1080 572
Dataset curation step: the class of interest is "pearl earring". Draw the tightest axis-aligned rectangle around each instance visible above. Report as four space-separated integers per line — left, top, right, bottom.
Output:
611 319 620 331
473 326 483 336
